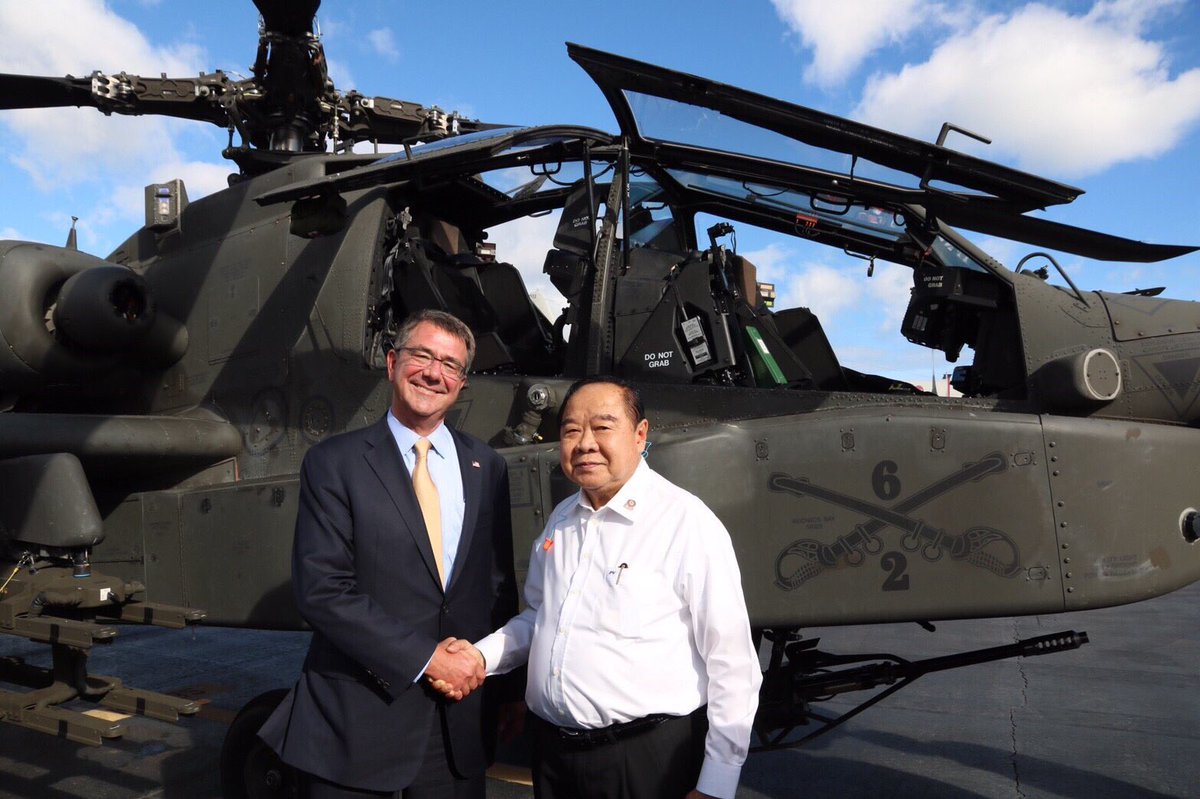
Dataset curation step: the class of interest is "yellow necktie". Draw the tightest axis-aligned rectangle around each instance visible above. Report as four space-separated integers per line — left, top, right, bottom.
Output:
413 438 445 586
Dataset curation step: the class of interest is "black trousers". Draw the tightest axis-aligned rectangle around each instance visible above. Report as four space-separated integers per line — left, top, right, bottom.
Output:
300 708 485 799
530 708 708 799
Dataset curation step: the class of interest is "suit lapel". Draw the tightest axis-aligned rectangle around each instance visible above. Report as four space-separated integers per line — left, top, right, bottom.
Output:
363 416 443 592
446 427 483 595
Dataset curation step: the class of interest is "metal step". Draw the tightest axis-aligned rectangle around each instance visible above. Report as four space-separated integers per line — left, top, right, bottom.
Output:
0 561 207 746
100 683 202 722
6 614 119 648
97 600 207 629
0 700 125 746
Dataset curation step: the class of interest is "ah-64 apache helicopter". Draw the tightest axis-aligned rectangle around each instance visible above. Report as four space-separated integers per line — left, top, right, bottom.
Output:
2 1 1199 796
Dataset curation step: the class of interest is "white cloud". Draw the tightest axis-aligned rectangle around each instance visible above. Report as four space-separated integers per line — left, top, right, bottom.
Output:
366 28 400 63
839 340 944 387
0 1 221 201
347 141 405 155
775 258 909 338
770 0 934 86
0 0 202 76
486 213 563 309
742 243 864 317
315 14 349 42
114 155 231 208
971 235 1024 272
854 2 1200 177
55 156 227 255
864 260 915 334
782 264 862 319
155 160 231 199
6 110 188 189
48 210 108 253
326 56 357 92
1089 0 1185 30
742 241 922 377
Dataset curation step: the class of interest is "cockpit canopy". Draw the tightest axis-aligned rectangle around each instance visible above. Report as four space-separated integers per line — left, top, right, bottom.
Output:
256 45 1197 419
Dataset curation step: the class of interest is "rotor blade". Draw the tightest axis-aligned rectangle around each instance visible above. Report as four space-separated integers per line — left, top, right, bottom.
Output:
928 198 1199 263
0 74 98 110
0 70 235 128
339 92 512 146
253 0 320 36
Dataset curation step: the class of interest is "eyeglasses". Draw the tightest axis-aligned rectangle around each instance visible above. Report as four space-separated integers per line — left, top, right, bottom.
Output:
398 347 468 380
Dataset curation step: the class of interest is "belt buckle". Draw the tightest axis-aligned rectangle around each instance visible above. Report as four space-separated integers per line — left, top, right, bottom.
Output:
558 724 613 749
591 728 617 747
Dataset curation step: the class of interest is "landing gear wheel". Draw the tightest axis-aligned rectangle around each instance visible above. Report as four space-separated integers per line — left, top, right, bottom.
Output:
220 689 298 799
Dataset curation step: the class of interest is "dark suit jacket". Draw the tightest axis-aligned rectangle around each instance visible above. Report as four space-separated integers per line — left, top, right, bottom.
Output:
258 415 517 791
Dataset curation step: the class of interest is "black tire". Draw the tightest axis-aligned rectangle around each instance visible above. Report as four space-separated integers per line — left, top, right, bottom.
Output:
219 689 299 799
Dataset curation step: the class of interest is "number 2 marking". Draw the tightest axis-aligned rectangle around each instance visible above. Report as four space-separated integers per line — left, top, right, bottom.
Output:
881 551 910 591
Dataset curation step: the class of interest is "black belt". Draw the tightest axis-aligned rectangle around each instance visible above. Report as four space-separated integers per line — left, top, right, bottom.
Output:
539 706 707 750
545 713 674 749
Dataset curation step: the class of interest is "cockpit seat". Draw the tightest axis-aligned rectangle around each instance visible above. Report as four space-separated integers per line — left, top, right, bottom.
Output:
474 258 560 374
769 306 847 391
389 219 559 374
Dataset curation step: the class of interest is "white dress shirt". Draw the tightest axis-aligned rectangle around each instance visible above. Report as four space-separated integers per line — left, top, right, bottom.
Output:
476 460 761 799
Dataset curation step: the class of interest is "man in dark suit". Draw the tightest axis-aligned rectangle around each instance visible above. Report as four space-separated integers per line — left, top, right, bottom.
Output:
259 309 517 798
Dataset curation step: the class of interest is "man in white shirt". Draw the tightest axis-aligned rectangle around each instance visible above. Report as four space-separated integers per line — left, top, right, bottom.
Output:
446 376 761 799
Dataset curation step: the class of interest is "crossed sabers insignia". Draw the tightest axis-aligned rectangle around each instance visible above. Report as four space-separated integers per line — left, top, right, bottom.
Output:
770 451 1021 591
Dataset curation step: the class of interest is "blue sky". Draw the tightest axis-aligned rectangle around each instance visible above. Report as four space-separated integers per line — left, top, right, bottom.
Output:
2 0 1197 388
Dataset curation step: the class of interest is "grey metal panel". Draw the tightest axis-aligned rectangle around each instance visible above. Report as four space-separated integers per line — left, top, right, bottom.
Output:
646 407 1063 627
1014 273 1114 403
141 491 183 606
93 496 147 584
178 479 301 627
1098 291 1200 342
1041 415 1200 610
500 445 557 596
207 273 261 363
1119 341 1200 425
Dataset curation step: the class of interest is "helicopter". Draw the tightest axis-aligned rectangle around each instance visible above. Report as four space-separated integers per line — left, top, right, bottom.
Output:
2 1 1199 796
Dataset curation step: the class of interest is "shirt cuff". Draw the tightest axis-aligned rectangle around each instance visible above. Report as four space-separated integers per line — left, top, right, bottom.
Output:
413 652 433 683
696 757 742 799
475 634 501 675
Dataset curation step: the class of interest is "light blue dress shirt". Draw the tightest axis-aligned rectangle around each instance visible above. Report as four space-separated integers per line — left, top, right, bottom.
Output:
386 412 466 583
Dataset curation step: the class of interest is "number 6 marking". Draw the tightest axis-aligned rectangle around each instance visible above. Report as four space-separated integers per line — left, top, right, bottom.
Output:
872 460 901 500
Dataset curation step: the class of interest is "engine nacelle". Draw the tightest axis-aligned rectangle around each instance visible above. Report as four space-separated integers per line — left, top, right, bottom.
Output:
52 264 155 350
0 241 187 392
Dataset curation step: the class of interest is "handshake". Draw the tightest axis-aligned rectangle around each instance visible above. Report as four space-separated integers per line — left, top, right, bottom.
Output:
425 637 485 701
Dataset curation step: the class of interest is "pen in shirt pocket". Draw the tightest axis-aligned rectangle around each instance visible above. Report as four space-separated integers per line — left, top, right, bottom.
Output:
606 562 628 586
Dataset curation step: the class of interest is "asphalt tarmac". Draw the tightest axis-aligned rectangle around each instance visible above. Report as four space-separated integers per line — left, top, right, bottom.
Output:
1 581 1197 799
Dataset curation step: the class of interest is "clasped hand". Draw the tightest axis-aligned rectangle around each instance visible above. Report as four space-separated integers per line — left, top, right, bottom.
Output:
425 637 485 701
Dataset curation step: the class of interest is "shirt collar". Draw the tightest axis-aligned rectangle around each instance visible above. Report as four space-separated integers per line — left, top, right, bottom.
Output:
386 411 452 460
573 458 651 523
